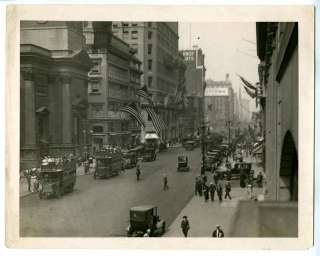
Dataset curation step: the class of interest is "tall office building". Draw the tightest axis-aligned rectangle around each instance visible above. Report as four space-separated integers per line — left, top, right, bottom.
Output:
112 22 180 140
205 74 234 135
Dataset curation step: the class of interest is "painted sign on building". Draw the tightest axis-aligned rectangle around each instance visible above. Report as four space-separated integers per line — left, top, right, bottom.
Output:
205 87 229 96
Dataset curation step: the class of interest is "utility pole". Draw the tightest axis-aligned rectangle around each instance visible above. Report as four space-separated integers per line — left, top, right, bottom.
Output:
226 120 232 161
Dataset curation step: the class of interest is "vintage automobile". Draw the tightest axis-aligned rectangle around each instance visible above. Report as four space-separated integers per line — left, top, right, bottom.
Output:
38 157 76 199
127 205 166 237
177 155 190 172
122 151 137 169
231 162 252 187
94 150 124 179
142 145 157 162
184 140 196 151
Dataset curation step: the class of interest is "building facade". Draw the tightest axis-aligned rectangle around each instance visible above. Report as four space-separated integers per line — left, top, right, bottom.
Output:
204 75 234 136
112 22 180 141
20 21 92 169
257 22 298 201
83 22 142 151
180 48 206 136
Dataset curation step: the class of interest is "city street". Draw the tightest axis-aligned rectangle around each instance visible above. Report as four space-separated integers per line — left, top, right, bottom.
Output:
20 146 201 237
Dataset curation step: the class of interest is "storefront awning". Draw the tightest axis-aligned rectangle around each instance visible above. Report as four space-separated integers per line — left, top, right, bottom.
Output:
145 133 159 140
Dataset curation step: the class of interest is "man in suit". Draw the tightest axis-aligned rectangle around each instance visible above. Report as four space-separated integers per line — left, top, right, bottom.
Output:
212 224 224 238
180 216 190 237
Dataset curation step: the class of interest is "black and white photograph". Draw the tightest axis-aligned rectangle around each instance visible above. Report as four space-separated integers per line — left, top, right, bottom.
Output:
5 5 314 250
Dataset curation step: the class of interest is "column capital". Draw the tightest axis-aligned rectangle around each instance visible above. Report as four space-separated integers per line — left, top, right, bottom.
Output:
21 70 35 82
59 73 72 84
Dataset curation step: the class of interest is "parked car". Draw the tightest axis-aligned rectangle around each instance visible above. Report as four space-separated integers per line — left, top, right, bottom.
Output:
177 155 190 172
127 205 166 237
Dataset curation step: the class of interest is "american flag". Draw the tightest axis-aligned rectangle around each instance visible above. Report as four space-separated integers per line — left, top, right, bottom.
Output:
119 104 145 127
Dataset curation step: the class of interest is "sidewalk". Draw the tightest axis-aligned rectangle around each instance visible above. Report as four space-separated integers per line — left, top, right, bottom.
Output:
165 187 248 237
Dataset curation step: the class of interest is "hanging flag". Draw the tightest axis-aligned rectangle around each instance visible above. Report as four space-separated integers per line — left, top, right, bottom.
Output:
238 74 257 91
119 103 145 127
243 85 256 99
145 107 162 137
137 85 153 104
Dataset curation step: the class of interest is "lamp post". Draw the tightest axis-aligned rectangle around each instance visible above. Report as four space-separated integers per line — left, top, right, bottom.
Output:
226 120 232 161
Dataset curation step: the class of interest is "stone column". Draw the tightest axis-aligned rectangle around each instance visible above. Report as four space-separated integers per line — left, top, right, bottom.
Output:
21 70 39 169
23 70 37 146
60 74 73 145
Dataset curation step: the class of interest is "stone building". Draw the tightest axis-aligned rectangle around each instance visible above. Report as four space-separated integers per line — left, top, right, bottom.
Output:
180 48 206 136
83 22 142 151
257 22 298 202
20 21 92 169
205 75 234 135
112 22 180 141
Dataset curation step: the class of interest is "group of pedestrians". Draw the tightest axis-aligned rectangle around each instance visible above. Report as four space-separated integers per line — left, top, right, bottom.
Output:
195 172 232 203
180 216 224 238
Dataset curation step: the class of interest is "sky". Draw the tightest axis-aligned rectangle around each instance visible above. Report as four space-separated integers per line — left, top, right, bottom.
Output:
178 22 260 112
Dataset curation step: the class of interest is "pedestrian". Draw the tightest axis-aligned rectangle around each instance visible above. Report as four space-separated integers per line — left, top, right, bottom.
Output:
247 183 253 199
196 176 203 196
23 169 32 192
209 182 216 202
195 177 199 196
224 181 232 200
143 229 151 237
163 173 169 190
212 224 224 238
256 171 263 188
213 171 219 185
217 182 223 202
180 216 190 237
203 184 209 202
136 162 141 181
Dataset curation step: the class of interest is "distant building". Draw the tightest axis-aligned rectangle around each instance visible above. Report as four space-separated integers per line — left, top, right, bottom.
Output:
205 74 234 135
83 22 142 151
20 21 92 169
112 22 180 141
180 48 206 135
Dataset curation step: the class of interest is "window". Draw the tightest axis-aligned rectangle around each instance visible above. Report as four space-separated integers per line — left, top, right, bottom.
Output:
148 59 152 71
148 31 152 39
92 125 103 133
121 122 128 131
132 23 138 27
147 44 152 54
147 22 152 27
113 23 118 28
123 30 129 39
109 122 114 132
148 76 153 88
89 80 101 93
91 59 101 73
131 30 138 39
123 23 129 27
91 104 104 117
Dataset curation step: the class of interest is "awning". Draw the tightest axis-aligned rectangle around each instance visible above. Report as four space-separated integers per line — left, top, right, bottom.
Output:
252 144 263 154
145 133 159 140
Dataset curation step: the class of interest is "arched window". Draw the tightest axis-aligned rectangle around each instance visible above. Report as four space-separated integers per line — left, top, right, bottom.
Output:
279 131 298 201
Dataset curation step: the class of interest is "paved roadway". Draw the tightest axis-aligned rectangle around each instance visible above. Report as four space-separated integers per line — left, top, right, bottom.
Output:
20 146 201 237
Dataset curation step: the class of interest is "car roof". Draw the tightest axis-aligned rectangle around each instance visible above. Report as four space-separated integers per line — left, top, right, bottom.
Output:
130 205 156 212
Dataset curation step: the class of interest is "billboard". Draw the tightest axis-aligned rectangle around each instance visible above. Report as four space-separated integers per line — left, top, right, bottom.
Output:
205 87 229 96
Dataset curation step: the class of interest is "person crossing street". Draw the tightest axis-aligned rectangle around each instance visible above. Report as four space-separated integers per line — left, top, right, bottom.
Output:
136 161 141 181
180 216 190 237
163 173 169 190
209 182 216 202
212 225 224 238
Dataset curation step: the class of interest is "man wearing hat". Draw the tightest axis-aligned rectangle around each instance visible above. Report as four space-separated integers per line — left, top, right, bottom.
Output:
180 216 190 237
212 224 224 238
